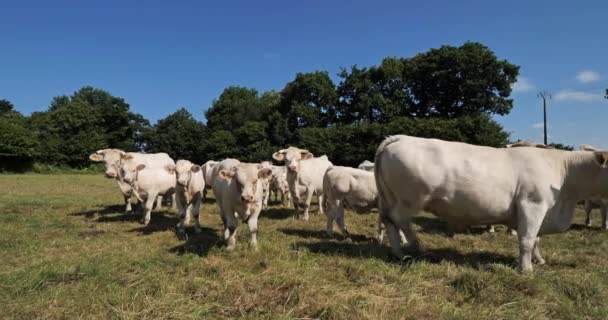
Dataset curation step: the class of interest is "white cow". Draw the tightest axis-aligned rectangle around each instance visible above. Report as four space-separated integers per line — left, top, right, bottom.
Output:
269 165 290 204
357 160 375 172
322 166 406 243
259 161 273 209
201 160 218 201
578 145 608 228
212 159 272 250
272 147 333 220
375 135 608 272
123 163 176 226
89 149 171 213
175 160 205 236
323 166 377 236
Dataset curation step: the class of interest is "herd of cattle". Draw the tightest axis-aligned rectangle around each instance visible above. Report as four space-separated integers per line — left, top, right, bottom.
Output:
89 136 608 272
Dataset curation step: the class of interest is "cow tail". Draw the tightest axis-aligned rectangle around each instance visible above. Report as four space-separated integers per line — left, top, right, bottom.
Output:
374 136 402 223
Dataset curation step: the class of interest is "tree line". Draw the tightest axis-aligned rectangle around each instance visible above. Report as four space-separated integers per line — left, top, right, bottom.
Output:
2 42 536 172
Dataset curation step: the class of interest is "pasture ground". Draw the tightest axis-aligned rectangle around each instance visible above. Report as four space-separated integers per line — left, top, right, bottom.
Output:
1 174 608 319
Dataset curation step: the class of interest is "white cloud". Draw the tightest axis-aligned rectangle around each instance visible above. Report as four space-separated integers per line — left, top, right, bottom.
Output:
531 122 544 129
554 89 604 102
576 70 600 83
512 77 535 92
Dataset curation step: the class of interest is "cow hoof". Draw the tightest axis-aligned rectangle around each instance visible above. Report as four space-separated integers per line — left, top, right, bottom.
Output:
534 258 546 265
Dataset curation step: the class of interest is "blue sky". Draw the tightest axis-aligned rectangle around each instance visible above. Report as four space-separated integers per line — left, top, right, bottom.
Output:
1 0 607 148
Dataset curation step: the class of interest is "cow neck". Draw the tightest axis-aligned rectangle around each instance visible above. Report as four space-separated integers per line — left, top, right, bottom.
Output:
562 151 605 199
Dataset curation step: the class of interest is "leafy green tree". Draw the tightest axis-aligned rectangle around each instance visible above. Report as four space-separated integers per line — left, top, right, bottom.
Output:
146 108 207 164
0 99 38 171
27 87 150 167
404 42 519 118
279 71 337 131
206 87 272 131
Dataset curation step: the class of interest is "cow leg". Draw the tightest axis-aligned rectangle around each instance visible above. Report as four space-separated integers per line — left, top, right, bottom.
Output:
247 211 261 250
124 194 132 214
291 192 299 215
601 203 608 230
387 203 422 253
487 225 496 233
318 194 325 215
192 197 202 234
176 196 187 236
152 195 162 212
516 201 546 273
336 202 349 237
325 197 338 237
202 188 207 202
377 215 385 243
584 200 593 227
532 237 545 265
171 193 177 210
221 207 238 250
143 193 157 226
302 189 314 221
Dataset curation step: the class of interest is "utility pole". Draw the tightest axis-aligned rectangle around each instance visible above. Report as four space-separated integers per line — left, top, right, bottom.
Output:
537 91 551 145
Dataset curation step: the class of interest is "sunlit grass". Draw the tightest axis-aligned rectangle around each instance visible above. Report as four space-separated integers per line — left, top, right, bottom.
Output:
1 174 608 319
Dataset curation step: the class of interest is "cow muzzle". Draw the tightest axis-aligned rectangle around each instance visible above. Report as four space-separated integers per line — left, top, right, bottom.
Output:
105 171 116 178
241 194 254 203
288 165 297 173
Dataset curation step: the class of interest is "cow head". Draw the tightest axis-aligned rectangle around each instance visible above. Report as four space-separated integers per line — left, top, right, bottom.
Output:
220 163 272 204
175 159 201 187
594 151 608 169
272 147 313 173
89 149 126 178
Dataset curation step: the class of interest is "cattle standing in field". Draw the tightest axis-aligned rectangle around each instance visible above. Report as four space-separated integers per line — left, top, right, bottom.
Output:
272 147 333 220
269 165 290 205
201 160 218 201
259 161 273 209
375 135 608 272
322 166 407 242
212 159 272 250
122 163 177 226
175 160 205 236
323 166 378 237
578 145 608 228
357 160 375 172
89 149 173 214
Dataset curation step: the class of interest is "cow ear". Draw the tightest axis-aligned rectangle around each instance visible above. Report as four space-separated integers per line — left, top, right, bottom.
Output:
165 164 176 173
272 151 286 161
594 152 608 168
122 153 133 160
136 164 146 171
219 169 235 180
89 153 103 161
301 151 314 160
258 168 272 179
191 165 201 172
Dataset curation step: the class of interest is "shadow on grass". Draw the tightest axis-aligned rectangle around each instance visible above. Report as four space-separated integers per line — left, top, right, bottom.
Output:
569 223 607 231
294 240 516 270
126 211 179 235
280 228 370 243
261 207 294 220
70 204 130 219
169 226 223 257
413 216 491 236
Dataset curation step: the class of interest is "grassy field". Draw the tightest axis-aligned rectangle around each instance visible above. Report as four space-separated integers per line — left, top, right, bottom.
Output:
2 174 608 319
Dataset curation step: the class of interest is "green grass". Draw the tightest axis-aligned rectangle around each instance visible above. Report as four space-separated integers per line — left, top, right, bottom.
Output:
1 174 608 319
